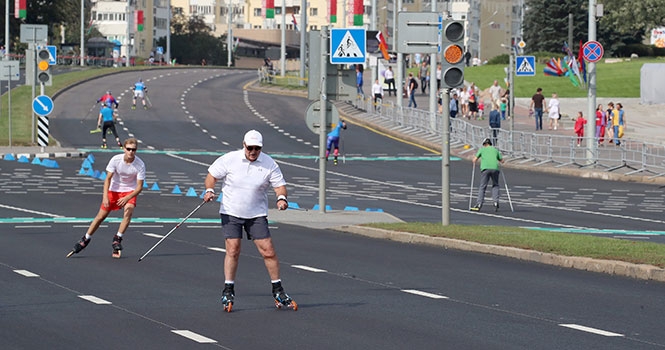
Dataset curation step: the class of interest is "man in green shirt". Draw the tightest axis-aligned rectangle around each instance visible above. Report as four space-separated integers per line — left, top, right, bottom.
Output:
470 138 504 212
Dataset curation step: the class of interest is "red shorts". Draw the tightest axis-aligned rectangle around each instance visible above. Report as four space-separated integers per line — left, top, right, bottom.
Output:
101 191 137 211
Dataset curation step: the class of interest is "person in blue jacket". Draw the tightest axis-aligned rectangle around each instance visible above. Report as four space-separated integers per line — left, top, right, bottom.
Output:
325 120 347 165
97 102 122 149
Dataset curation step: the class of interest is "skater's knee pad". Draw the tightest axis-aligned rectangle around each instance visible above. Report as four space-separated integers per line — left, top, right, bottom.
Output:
333 149 339 157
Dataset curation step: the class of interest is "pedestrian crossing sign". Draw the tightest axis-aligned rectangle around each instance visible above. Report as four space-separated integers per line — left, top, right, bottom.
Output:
515 56 536 76
330 28 366 64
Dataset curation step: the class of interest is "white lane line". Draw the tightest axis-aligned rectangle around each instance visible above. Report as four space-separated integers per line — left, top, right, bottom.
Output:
15 225 51 229
292 265 327 273
143 233 164 238
558 324 624 337
207 247 226 253
14 269 39 277
171 330 217 343
401 289 449 299
0 203 64 217
78 295 112 305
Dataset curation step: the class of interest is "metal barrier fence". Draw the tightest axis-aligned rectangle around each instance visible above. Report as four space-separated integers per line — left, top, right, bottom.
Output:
353 96 665 178
257 68 305 86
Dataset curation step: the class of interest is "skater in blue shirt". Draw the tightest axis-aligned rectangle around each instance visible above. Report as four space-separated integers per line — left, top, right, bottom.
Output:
325 120 347 165
132 78 148 109
97 102 122 149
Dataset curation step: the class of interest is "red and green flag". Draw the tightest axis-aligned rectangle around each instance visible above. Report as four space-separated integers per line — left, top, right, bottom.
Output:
14 0 26 19
136 10 144 31
329 0 337 23
353 0 363 26
266 0 275 19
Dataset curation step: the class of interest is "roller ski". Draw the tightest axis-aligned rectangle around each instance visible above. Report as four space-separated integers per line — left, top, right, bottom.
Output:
66 236 90 258
273 286 298 311
221 284 235 312
112 235 122 259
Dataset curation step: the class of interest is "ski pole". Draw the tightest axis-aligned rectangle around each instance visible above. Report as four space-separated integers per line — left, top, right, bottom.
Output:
80 102 98 123
469 164 475 209
501 170 514 212
138 200 207 262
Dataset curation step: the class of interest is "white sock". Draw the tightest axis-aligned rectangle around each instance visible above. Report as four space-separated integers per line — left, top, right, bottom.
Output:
225 280 234 285
84 234 91 240
271 279 281 284
116 232 123 237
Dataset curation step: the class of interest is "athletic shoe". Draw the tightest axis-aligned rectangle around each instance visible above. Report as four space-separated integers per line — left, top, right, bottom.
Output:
101 143 107 149
470 204 481 211
494 202 499 212
131 105 136 110
72 236 90 254
143 105 148 110
112 235 123 258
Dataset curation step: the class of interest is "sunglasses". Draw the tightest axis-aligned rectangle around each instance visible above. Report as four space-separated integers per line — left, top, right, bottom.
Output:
125 147 137 152
246 146 262 151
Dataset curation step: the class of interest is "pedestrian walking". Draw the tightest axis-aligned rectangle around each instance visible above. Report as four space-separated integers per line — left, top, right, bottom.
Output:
489 104 501 147
595 104 606 145
203 130 297 312
574 111 587 146
67 138 145 258
372 79 384 111
384 66 395 96
97 102 122 149
356 65 365 99
547 93 560 130
470 138 504 212
407 73 418 108
529 87 546 131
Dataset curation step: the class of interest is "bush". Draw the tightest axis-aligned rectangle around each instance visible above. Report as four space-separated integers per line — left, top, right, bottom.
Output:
487 54 510 65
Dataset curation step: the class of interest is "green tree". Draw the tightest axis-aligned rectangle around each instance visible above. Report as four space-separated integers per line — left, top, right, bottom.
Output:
157 15 230 65
522 0 654 56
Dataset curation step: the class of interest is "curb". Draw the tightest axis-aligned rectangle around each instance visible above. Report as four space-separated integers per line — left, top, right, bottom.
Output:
337 225 665 283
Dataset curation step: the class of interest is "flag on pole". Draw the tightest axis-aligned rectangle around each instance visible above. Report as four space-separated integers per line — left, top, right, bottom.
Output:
376 31 390 61
292 14 299 32
330 0 337 23
15 0 27 19
353 0 364 26
577 39 587 84
266 0 275 19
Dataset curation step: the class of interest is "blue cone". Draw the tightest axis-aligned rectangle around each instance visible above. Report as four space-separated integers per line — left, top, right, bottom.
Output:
3 154 15 161
82 159 92 169
86 154 95 164
31 157 41 165
185 187 198 197
78 167 87 175
98 172 107 180
18 156 29 163
171 185 182 194
344 206 359 211
150 182 160 190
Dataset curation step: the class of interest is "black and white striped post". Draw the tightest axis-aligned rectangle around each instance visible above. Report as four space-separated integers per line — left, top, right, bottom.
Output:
37 116 49 147
32 94 54 150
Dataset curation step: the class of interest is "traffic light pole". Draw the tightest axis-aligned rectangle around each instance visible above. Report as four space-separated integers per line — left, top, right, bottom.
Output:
441 90 451 225
31 44 36 144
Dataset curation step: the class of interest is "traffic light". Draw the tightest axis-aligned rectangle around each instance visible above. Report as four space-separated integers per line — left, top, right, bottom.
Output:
440 20 465 89
36 48 52 86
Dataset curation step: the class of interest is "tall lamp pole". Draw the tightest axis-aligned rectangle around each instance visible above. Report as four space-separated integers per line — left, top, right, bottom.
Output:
81 0 85 66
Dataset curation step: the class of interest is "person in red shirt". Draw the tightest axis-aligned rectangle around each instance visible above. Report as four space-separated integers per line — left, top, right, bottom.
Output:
574 111 587 146
595 104 606 145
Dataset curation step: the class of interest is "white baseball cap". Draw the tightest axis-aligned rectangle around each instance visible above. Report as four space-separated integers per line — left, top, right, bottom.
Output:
243 130 263 147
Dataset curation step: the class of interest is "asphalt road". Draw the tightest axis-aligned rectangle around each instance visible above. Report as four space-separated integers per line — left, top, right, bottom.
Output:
1 68 665 349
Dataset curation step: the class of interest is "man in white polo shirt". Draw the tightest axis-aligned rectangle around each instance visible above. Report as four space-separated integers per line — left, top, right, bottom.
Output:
203 130 296 312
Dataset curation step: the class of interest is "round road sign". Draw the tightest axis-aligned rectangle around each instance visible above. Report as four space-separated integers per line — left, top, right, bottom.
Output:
582 41 604 63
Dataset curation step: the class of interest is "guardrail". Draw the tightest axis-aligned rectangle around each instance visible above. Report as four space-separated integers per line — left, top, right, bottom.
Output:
353 96 665 178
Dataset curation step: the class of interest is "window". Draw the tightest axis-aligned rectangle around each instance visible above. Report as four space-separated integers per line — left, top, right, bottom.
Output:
254 8 262 16
310 8 317 16
276 8 281 15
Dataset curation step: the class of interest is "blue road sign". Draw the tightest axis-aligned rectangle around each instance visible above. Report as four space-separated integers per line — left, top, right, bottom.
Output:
515 56 536 77
37 45 57 65
330 28 366 64
582 41 604 63
33 95 54 116
156 46 164 55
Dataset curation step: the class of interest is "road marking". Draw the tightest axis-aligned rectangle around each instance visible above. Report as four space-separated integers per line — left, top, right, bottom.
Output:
558 324 624 337
401 289 449 299
14 269 39 277
78 295 112 305
143 233 164 238
207 247 226 253
171 330 217 343
292 265 327 272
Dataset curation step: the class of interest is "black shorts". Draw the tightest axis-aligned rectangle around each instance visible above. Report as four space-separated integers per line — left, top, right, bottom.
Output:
220 214 270 240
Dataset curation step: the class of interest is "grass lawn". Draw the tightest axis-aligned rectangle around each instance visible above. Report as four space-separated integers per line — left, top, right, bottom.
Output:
366 223 665 269
407 57 664 98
